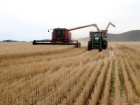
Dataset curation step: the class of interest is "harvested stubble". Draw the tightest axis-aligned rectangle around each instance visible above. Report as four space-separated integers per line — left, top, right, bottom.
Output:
0 42 140 105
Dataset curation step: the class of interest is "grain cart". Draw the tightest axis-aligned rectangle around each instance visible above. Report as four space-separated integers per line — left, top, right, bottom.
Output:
33 24 100 48
88 22 115 51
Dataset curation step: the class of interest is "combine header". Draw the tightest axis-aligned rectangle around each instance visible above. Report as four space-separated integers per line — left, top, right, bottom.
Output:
88 22 115 51
33 24 100 48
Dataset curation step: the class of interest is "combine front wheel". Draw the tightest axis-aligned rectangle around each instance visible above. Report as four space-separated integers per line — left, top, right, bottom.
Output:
76 42 81 48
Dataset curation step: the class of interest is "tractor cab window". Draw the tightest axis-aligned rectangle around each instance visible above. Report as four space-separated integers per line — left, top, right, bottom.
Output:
94 33 101 38
90 32 101 39
54 29 63 38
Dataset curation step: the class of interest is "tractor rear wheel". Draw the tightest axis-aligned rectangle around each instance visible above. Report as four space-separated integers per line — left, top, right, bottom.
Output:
102 40 108 49
88 41 92 51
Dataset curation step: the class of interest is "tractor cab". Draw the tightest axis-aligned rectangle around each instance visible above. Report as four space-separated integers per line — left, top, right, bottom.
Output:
89 32 102 49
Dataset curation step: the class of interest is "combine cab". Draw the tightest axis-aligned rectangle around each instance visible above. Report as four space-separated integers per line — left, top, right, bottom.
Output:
33 24 100 48
88 22 115 51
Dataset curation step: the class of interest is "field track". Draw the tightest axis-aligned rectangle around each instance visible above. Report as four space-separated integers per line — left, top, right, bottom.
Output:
0 42 140 105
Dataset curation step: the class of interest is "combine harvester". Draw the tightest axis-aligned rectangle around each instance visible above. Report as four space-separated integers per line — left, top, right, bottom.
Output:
88 22 115 51
33 24 100 48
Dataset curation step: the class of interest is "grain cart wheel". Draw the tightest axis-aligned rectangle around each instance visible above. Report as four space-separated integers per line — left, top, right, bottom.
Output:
102 40 108 49
88 41 92 51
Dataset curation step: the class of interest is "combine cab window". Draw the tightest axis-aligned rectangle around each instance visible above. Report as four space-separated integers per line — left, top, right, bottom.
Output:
54 29 63 38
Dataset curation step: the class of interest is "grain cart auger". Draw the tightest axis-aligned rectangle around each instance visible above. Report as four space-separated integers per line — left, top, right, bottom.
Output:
88 22 115 51
32 24 100 48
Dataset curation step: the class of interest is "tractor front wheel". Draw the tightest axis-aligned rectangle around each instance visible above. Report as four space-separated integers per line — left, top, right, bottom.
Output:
99 47 103 52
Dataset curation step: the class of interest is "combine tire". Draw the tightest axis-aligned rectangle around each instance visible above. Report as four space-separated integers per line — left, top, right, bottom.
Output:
88 41 92 51
76 42 81 48
102 40 108 49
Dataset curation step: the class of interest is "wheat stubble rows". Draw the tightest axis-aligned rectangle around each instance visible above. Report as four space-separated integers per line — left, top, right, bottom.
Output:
0 42 140 105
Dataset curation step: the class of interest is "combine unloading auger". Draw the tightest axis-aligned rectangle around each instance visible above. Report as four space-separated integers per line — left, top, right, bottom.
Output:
33 24 100 48
68 24 100 32
105 22 115 30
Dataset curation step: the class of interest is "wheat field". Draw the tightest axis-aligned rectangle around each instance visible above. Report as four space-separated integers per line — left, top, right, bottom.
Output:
0 42 140 105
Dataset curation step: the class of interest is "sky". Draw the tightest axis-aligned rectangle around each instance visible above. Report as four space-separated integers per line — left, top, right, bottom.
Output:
0 0 140 41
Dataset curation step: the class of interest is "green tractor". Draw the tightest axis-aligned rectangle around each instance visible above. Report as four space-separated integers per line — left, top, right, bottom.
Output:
88 22 115 51
88 32 108 51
